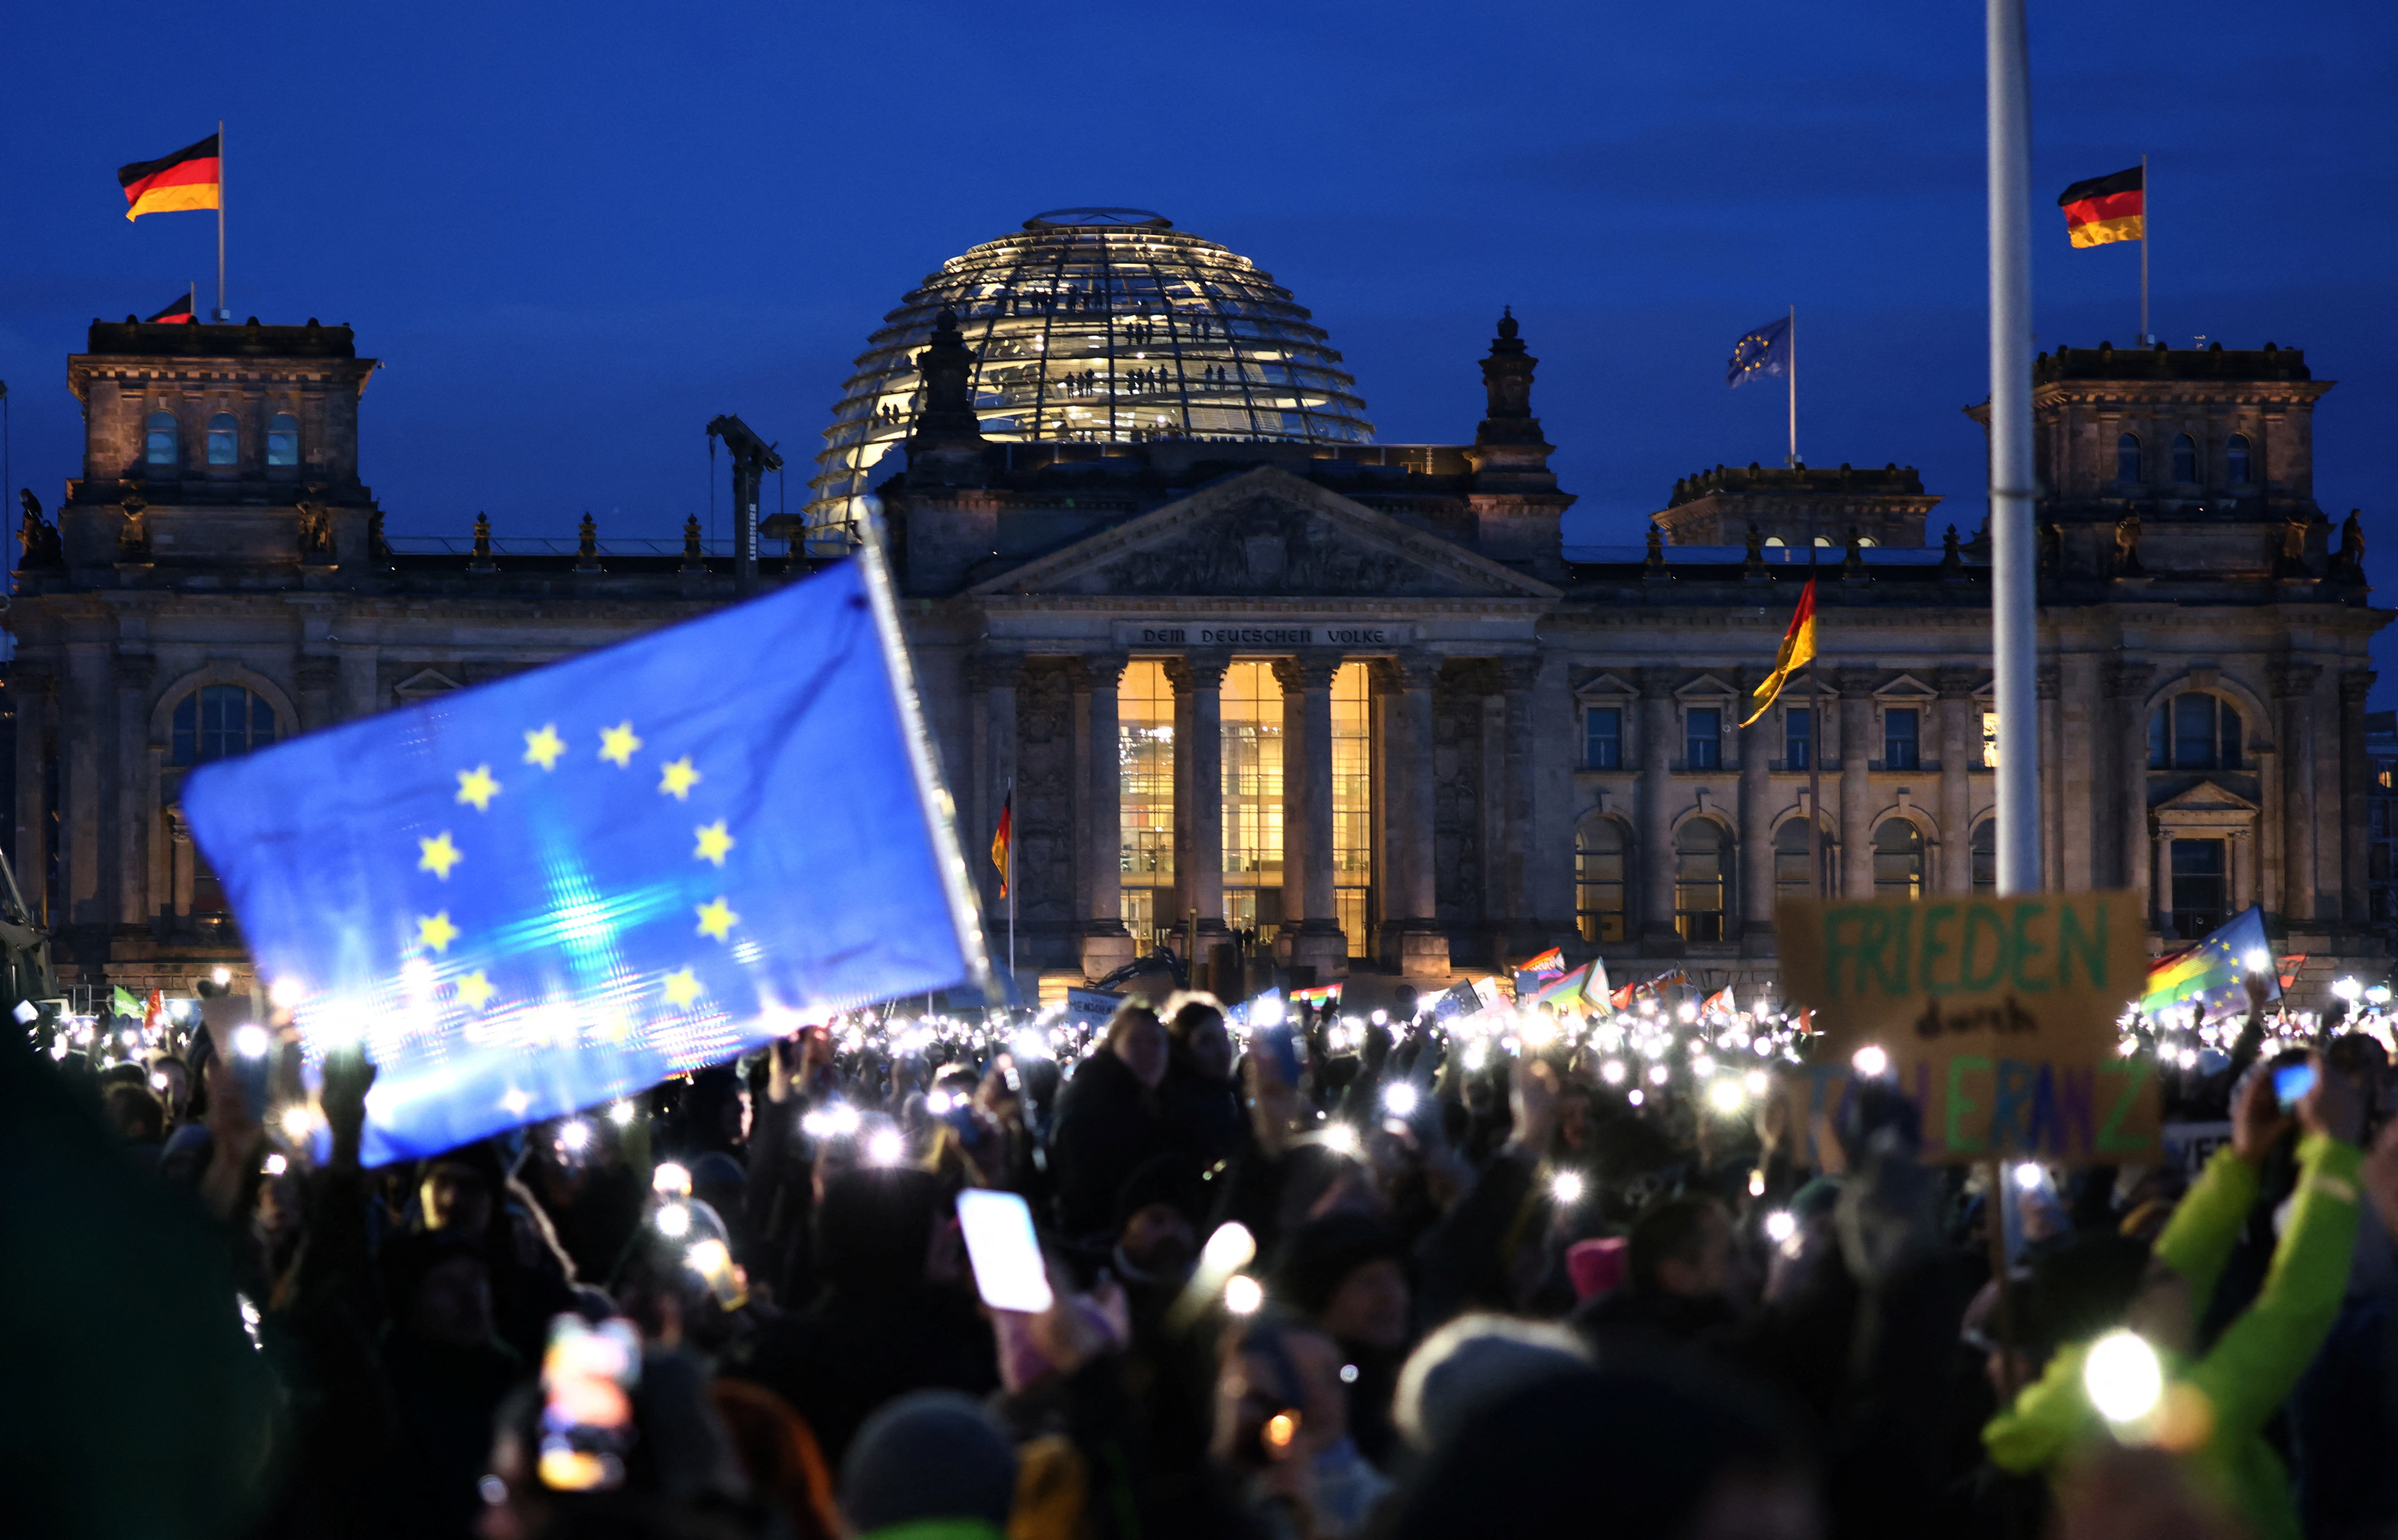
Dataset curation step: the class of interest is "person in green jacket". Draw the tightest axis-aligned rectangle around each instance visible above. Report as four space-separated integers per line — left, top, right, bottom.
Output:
1983 1050 2366 1540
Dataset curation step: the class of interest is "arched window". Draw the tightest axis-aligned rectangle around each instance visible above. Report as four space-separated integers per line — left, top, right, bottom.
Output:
1763 536 1786 548
2226 434 2252 484
170 685 279 766
145 411 178 467
1675 820 1728 943
1576 818 1628 944
266 412 299 467
2171 434 2197 484
1971 821 1997 894
2147 693 2241 771
1775 818 1829 901
206 413 238 466
2117 434 2142 483
1857 536 1879 548
1872 818 1924 900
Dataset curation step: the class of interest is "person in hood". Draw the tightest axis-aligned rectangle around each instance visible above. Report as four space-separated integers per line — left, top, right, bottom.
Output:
1050 1003 1173 1240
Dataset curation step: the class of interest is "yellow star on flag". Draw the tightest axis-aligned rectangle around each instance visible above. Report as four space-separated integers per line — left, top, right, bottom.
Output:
417 910 461 954
662 967 703 1009
418 831 463 880
694 896 738 941
694 820 735 867
658 756 702 801
455 764 502 812
454 969 496 1010
598 720 644 768
522 724 567 771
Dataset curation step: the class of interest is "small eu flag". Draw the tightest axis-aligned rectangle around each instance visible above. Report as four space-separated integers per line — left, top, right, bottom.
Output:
1727 315 1791 388
2140 906 2276 1024
182 555 987 1165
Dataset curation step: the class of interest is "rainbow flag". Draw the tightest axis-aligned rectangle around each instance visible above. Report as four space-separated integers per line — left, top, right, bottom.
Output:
2141 907 2276 1021
1518 946 1566 978
1290 982 1343 1007
1700 986 1736 1016
1526 958 1607 1013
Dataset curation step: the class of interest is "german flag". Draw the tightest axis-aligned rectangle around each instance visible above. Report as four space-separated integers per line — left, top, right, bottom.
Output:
990 791 1012 899
118 134 221 221
2059 165 2144 249
1739 577 1817 728
145 294 195 324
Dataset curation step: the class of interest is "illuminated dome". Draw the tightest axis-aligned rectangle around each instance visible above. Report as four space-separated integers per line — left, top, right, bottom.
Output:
808 208 1374 526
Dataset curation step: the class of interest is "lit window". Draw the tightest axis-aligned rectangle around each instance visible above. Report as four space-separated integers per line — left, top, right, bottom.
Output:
1330 664 1374 955
2171 434 2197 484
1775 819 1826 900
1884 708 1920 771
1763 536 1786 547
170 686 278 766
1577 818 1627 944
266 412 299 467
2169 839 2227 940
1971 822 1997 894
1675 821 1728 942
145 411 178 467
1118 660 1175 951
1981 710 2000 769
1584 706 1622 769
2117 434 2142 483
1219 662 1284 938
2149 693 2240 771
207 413 238 466
1784 707 1811 770
2226 434 2252 484
1873 819 1924 900
1857 536 1879 548
1685 707 1721 769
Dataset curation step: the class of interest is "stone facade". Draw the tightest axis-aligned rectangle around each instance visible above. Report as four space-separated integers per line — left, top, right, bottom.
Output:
9 313 2389 1004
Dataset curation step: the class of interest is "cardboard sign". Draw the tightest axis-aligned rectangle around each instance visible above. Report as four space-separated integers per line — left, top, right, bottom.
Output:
1062 987 1125 1033
2161 1120 2235 1177
1777 891 2157 1162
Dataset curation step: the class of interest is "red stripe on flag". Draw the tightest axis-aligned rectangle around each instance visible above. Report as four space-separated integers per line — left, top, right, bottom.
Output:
2063 189 2144 228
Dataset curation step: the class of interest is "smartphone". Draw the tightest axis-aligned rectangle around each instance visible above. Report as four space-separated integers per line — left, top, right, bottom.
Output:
1252 1023 1304 1089
537 1315 641 1491
956 1188 1054 1313
2274 1063 2317 1109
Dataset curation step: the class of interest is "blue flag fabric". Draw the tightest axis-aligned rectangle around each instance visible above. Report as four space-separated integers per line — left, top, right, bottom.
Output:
182 558 982 1165
2141 905 2278 1025
1727 315 1791 388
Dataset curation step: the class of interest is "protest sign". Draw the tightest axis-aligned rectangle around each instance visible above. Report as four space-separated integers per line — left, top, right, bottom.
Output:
2161 1120 2235 1177
1063 987 1125 1033
1776 891 2156 1163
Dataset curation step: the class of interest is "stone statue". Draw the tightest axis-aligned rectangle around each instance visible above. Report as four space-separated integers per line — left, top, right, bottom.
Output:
2113 512 2144 576
1745 523 1764 562
16 489 60 569
2280 515 2310 576
2335 509 2367 576
117 488 149 562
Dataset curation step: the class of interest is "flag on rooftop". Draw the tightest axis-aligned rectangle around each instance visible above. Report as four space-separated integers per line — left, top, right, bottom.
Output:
145 293 195 324
1740 578 1817 728
181 556 986 1166
2059 165 2145 248
2140 906 2275 1022
118 133 222 221
1727 314 1791 388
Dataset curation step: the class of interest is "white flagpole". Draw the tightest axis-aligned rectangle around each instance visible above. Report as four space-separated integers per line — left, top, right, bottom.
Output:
2140 153 2151 344
1786 304 1798 466
214 119 228 320
1989 0 2042 894
1006 778 1017 989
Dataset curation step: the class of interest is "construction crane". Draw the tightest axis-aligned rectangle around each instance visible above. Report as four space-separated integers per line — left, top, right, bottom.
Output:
704 414 782 596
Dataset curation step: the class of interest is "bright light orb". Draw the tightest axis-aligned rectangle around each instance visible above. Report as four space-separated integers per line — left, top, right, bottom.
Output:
1851 1045 1890 1078
560 1120 593 1153
1600 1059 1627 1086
1551 1170 1585 1205
1201 1223 1257 1275
1224 1274 1264 1315
2083 1330 2165 1424
1382 1083 1420 1118
1764 1210 1797 1244
867 1128 906 1165
1706 1079 1746 1115
654 1202 693 1238
2013 1161 2043 1192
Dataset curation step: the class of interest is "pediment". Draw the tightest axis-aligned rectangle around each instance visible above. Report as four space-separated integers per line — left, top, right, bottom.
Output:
1873 672 1938 702
394 668 461 700
1576 672 1639 703
1675 672 1738 701
966 466 1560 602
2156 779 2260 816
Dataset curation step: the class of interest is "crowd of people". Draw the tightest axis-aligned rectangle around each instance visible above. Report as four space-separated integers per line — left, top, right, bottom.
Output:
14 971 2398 1540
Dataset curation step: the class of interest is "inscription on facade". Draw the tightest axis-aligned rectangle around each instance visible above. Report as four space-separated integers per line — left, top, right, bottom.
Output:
1111 622 1412 648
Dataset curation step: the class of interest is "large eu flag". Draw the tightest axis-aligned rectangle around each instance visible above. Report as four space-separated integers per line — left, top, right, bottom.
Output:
1727 315 1791 388
182 556 986 1165
2140 906 2278 1024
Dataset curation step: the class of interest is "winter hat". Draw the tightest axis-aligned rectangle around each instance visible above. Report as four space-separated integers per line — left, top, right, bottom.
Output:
840 1390 1018 1535
1270 1211 1407 1316
1566 1236 1629 1301
1392 1313 1592 1451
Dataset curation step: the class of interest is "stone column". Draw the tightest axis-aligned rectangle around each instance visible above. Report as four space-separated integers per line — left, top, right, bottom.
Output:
2103 662 2156 905
1836 669 1876 898
1378 652 1447 974
969 652 1022 922
2153 826 2173 935
1278 656 1345 976
1273 659 1309 939
113 655 153 927
2039 664 2067 892
2232 827 2256 915
1736 670 1774 942
13 664 53 922
297 655 341 734
338 643 379 722
2272 661 2322 926
168 808 196 921
64 642 109 929
1497 655 1543 948
2056 658 2093 891
1079 652 1134 979
1165 656 1230 941
1936 667 1977 894
2342 669 2375 927
1635 668 1682 954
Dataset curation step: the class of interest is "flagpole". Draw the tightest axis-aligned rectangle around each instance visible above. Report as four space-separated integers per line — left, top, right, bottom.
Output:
1787 304 1798 467
1807 541 1824 899
2139 153 2150 344
1990 0 2042 894
1006 776 1017 989
214 119 227 321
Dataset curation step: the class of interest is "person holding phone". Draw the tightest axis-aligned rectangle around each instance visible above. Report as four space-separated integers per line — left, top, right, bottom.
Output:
1984 1051 2366 1540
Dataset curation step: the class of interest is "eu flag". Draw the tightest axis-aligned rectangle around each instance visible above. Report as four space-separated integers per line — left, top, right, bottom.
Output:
182 556 987 1165
1727 315 1791 388
2140 906 2278 1024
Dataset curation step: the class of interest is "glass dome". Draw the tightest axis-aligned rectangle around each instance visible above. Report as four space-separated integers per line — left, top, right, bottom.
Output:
808 209 1374 527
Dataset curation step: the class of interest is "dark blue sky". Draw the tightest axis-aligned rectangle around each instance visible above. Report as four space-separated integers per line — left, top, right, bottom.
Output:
4 0 2392 674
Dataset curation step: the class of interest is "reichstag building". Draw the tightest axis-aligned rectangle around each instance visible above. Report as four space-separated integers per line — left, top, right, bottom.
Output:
11 206 2387 1001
